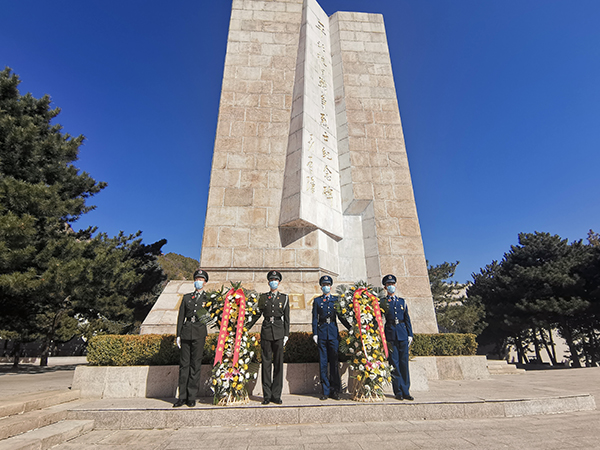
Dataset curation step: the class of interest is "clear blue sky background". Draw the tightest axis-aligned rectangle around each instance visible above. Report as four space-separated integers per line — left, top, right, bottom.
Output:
2 1 599 283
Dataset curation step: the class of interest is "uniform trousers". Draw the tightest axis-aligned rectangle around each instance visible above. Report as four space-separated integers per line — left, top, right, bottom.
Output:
261 338 284 401
178 338 204 401
388 338 410 396
318 336 341 396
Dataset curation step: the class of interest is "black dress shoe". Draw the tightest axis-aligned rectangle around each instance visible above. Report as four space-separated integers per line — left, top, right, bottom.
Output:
173 399 186 407
261 399 270 405
186 400 196 407
330 392 340 400
404 395 414 401
319 395 328 401
271 398 283 405
395 394 404 401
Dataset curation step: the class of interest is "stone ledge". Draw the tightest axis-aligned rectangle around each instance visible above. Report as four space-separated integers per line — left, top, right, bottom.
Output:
72 356 489 399
65 394 596 428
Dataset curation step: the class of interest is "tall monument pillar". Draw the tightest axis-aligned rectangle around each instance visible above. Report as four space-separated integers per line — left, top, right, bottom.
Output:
197 0 437 334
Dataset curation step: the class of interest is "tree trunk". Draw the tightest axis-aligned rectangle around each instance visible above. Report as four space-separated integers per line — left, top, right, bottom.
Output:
538 329 557 365
12 341 21 368
560 322 581 368
547 327 557 363
40 312 60 367
532 328 542 362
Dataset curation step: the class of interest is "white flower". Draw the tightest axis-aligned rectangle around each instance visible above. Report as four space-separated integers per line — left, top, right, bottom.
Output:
359 365 364 371
369 373 376 380
349 348 354 353
245 373 250 379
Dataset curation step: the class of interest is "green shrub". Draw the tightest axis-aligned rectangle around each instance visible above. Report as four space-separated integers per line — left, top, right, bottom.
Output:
410 333 477 357
87 332 477 366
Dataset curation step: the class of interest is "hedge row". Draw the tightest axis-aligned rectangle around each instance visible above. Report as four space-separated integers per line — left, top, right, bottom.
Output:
86 332 477 366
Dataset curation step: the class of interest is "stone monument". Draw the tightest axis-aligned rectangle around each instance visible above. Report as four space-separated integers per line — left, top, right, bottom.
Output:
141 0 438 335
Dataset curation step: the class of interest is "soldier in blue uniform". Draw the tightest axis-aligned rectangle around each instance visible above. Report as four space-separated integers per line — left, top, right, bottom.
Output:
312 275 351 400
380 274 414 401
173 269 209 407
247 270 290 405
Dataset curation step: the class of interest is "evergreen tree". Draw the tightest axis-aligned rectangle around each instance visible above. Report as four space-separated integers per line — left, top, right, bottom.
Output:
0 68 166 365
428 261 484 334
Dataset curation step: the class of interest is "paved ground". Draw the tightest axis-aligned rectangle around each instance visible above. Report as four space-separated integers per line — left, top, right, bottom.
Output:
2 361 600 449
52 410 600 449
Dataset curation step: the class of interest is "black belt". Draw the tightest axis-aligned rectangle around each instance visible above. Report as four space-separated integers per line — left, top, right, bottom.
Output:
265 316 283 323
185 316 199 323
318 317 333 325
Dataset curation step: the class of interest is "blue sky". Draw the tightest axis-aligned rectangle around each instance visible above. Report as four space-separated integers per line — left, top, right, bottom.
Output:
2 1 599 283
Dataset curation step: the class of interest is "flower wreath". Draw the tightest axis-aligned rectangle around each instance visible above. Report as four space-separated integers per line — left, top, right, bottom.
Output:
205 282 260 406
336 281 392 402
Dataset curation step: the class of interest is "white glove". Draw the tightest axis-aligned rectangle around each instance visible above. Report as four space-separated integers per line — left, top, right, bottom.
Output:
313 335 318 344
176 336 181 349
283 336 289 346
408 336 413 346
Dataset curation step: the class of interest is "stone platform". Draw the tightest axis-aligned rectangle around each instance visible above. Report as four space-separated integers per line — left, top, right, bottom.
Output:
67 368 597 427
1 365 598 449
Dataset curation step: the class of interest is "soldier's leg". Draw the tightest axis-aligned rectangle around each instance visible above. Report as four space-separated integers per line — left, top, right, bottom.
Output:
271 338 284 401
178 339 192 401
327 336 341 394
398 339 411 396
388 340 401 396
261 338 274 400
187 337 205 401
318 338 330 396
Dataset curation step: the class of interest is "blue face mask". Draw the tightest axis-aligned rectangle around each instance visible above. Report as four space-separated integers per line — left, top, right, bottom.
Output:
386 285 396 295
269 280 279 290
194 280 204 290
321 285 331 294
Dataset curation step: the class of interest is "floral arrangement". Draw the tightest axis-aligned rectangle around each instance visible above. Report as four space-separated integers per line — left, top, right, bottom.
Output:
336 281 392 402
205 282 260 406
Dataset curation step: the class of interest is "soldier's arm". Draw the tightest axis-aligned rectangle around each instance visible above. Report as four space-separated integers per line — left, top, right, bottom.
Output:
404 301 413 337
311 298 318 336
176 295 186 337
283 294 290 337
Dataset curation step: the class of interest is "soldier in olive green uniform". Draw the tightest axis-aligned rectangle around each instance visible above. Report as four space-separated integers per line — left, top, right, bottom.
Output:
173 269 209 408
247 270 290 405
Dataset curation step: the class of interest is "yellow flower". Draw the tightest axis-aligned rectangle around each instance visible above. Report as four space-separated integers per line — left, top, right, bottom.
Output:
212 379 217 385
346 338 350 344
206 302 212 307
243 327 247 332
211 345 216 351
357 375 362 381
378 377 383 382
379 356 384 362
234 376 239 382
228 327 232 332
342 309 347 314
232 382 237 388
243 364 248 370
387 377 392 382
353 359 359 364
236 384 243 390
361 358 366 364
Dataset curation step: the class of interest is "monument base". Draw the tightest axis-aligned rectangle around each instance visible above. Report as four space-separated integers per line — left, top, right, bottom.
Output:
72 356 490 399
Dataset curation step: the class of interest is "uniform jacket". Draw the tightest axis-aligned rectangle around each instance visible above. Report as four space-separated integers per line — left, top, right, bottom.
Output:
176 291 209 341
312 295 351 340
380 296 413 342
248 291 290 341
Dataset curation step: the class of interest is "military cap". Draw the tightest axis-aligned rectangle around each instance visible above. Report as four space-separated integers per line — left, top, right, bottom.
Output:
193 269 209 282
382 274 397 285
267 270 282 281
319 275 333 286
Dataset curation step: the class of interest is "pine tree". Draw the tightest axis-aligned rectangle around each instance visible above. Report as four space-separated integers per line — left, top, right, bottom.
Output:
0 68 166 365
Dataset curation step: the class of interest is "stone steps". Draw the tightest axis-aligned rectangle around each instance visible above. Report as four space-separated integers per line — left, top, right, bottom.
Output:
0 420 93 450
487 359 527 375
0 390 92 449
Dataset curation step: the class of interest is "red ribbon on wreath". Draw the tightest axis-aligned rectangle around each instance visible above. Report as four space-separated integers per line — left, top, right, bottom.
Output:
213 288 247 367
353 288 388 358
